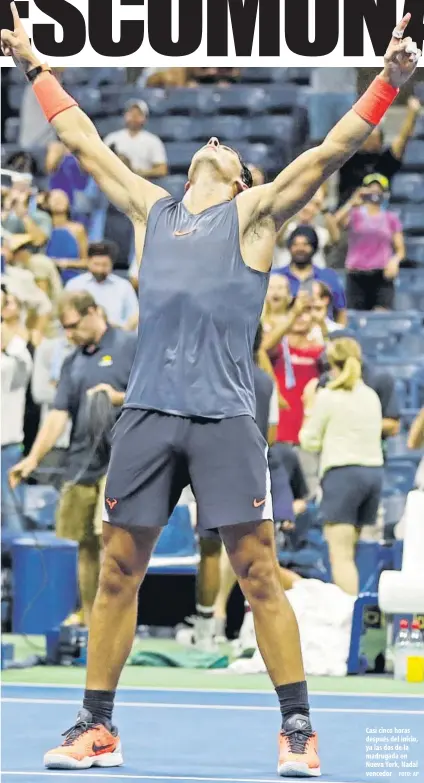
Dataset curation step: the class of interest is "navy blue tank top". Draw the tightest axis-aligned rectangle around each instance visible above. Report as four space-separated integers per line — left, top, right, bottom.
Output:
124 197 269 419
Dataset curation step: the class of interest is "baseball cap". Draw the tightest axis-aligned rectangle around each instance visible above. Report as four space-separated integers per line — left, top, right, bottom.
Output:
362 173 389 190
125 99 149 117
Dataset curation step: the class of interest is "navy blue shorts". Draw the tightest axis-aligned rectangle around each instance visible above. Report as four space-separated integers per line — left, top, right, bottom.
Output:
320 465 383 527
104 408 273 533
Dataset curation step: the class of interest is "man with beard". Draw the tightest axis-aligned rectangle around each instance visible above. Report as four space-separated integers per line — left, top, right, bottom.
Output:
65 241 139 329
274 225 347 325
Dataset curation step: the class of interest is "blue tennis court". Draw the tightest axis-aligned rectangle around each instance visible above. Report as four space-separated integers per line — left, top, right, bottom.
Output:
1 684 423 782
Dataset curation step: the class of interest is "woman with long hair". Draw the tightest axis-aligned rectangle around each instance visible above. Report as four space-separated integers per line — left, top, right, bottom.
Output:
299 338 384 595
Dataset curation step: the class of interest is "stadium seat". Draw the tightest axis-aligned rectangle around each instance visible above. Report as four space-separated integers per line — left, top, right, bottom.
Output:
405 238 424 265
96 116 121 138
247 115 296 144
8 85 25 112
384 460 417 494
152 175 186 200
207 115 247 141
165 142 201 171
402 140 424 171
89 68 127 87
107 87 167 116
410 367 424 408
401 204 424 235
4 117 19 144
236 142 271 169
263 85 300 113
23 485 59 530
241 68 274 83
355 312 421 336
358 333 398 359
397 331 424 357
147 116 202 142
71 87 102 116
286 68 312 85
413 114 424 139
391 173 424 203
270 68 291 84
214 86 268 115
414 83 424 102
164 88 206 115
62 68 91 86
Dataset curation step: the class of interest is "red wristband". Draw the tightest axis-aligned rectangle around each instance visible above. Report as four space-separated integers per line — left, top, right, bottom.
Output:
33 72 78 123
353 76 399 126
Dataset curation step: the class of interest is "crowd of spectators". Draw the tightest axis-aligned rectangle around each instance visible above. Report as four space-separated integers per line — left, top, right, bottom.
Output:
1 67 424 639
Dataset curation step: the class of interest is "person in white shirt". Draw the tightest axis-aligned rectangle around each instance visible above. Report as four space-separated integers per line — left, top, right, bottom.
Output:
104 100 168 180
64 241 138 329
1 319 33 532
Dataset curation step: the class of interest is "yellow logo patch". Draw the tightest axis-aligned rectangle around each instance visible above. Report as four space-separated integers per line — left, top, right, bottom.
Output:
98 354 113 367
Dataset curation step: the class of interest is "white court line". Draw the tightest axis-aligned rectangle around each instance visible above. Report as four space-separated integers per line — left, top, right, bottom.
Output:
2 682 424 699
1 774 353 783
2 697 423 715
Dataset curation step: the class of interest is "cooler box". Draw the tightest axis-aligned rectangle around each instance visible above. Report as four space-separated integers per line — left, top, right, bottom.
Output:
12 532 78 634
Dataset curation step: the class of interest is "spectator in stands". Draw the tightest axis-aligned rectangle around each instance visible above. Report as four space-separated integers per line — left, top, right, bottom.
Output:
274 226 347 325
19 68 64 150
2 235 53 339
338 96 422 205
104 100 168 180
308 68 357 143
45 189 88 280
274 188 340 269
299 338 383 596
2 183 52 252
31 332 75 489
65 241 139 329
138 67 191 88
45 141 88 217
309 282 343 343
1 315 33 532
266 295 324 496
9 291 138 626
190 68 240 86
28 252 64 319
336 173 405 311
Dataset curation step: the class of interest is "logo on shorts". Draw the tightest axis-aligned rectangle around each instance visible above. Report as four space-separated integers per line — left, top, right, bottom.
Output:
106 497 118 510
253 497 266 508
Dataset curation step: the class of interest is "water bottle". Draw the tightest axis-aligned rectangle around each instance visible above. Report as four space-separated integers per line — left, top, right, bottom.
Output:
406 621 424 683
393 619 410 680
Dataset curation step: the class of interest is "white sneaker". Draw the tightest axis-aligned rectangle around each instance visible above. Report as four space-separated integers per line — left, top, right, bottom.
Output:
234 610 256 656
175 615 218 652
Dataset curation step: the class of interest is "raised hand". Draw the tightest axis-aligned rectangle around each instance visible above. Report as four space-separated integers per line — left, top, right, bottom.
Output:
382 14 421 89
0 2 39 71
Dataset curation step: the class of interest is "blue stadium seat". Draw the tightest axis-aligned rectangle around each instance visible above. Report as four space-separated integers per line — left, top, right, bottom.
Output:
236 142 271 169
385 433 410 459
358 334 398 358
286 68 312 85
406 238 424 265
391 173 424 202
401 204 424 234
214 86 268 115
4 117 19 143
241 68 274 83
402 140 424 170
270 68 291 84
8 85 25 112
71 87 102 116
164 88 205 115
108 87 167 116
62 68 90 86
208 115 247 141
263 85 299 113
396 331 424 357
147 116 201 142
397 268 424 287
247 115 296 144
411 367 424 408
89 68 127 87
384 460 417 494
414 83 424 102
413 114 424 139
382 493 407 525
152 174 186 200
355 312 421 336
165 142 200 170
23 485 59 530
96 116 121 138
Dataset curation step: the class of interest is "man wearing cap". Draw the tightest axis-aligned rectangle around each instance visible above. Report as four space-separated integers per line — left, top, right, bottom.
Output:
104 100 168 180
335 172 405 311
2 235 53 332
274 225 348 325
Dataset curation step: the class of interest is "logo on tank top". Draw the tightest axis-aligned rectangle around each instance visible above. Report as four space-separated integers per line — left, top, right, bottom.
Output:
174 229 197 237
106 497 118 510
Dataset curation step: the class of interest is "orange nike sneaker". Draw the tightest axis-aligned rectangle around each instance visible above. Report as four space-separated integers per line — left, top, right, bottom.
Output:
44 709 123 770
278 714 321 777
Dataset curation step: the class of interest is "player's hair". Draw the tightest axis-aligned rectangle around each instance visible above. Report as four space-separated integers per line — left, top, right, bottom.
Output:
230 148 253 189
327 337 362 392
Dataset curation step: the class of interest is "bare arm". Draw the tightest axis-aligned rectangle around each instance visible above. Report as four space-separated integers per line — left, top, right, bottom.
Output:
0 4 168 222
391 97 421 160
45 141 66 174
407 408 424 450
238 22 420 243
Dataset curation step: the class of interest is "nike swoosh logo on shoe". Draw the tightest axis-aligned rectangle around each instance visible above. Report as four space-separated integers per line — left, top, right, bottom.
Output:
92 742 115 753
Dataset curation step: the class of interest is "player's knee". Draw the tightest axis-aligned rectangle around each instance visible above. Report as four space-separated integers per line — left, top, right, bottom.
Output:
98 550 141 598
242 555 280 603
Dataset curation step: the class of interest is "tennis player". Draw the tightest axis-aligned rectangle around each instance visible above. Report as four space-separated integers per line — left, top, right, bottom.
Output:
3 5 420 776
